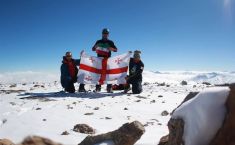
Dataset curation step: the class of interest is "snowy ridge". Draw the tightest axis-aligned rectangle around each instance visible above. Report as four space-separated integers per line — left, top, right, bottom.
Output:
143 71 235 84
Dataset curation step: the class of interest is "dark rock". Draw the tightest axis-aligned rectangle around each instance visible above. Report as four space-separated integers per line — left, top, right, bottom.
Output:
9 84 17 88
158 82 166 86
61 131 69 135
0 139 15 145
42 119 47 121
124 108 128 110
2 118 7 124
78 121 145 145
144 122 154 127
161 111 169 116
84 112 94 115
135 95 147 99
94 107 99 110
9 102 16 106
150 100 156 103
19 136 62 145
33 85 41 88
158 95 163 98
35 108 41 110
143 82 150 86
202 82 211 85
73 124 95 134
105 117 112 120
181 81 187 86
66 105 73 109
135 100 141 102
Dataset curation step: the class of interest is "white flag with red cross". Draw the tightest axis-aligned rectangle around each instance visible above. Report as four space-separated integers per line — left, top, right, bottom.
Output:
77 52 132 84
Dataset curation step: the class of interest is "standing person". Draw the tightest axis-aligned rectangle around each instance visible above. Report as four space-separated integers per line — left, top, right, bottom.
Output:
124 50 144 94
92 28 118 93
60 51 86 93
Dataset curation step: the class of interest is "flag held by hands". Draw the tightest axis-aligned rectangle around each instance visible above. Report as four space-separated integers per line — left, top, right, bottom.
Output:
77 52 132 84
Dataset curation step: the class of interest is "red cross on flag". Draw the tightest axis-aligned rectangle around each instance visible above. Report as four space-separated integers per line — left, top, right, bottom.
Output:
77 52 132 84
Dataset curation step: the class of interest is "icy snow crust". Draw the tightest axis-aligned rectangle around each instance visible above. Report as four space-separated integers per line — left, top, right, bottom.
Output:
0 70 234 145
172 87 230 145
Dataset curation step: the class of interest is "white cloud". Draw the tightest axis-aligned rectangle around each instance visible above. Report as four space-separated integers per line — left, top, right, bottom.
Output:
0 71 59 84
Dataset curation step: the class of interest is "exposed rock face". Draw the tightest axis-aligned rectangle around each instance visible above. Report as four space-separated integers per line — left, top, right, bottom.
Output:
78 121 145 145
209 84 235 145
158 118 184 145
73 124 95 134
19 136 62 145
0 139 15 145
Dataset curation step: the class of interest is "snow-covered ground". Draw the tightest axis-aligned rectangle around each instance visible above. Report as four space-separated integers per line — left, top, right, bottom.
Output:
0 70 234 144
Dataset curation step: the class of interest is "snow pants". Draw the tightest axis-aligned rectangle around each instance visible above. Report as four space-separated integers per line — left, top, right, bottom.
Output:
127 79 142 94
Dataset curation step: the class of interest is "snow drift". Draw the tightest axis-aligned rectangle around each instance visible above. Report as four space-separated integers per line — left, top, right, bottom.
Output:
172 87 230 145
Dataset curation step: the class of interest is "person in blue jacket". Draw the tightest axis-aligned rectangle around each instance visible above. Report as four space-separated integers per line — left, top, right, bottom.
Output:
124 50 144 94
60 51 86 93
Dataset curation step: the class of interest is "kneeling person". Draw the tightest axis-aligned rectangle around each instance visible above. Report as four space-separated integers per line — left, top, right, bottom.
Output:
125 51 144 94
60 52 86 93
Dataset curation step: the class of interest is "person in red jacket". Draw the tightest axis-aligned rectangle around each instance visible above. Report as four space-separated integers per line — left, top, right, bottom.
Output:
92 28 118 93
60 52 86 93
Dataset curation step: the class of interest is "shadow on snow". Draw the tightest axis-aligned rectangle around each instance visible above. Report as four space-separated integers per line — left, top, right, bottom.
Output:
18 91 127 101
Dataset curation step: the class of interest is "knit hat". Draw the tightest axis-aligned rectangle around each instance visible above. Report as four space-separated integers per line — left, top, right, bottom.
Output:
133 50 141 59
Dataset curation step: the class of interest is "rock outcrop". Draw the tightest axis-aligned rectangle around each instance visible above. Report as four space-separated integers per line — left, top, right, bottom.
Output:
0 139 15 145
73 124 95 134
209 84 235 145
78 121 145 145
19 136 62 145
158 118 184 145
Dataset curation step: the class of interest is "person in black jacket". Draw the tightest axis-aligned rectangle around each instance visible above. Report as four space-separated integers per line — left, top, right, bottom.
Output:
60 52 86 93
92 28 118 93
124 50 144 94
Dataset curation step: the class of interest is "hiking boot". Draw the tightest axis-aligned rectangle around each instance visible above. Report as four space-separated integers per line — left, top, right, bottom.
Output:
93 85 101 92
124 87 131 93
78 88 87 92
107 87 113 93
123 84 131 93
78 84 87 92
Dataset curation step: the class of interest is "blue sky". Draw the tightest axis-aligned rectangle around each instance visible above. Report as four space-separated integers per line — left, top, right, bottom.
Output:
0 0 234 73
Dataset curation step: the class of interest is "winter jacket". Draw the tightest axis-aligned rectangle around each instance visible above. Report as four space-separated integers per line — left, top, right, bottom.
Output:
128 58 144 82
92 39 117 58
60 57 80 88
